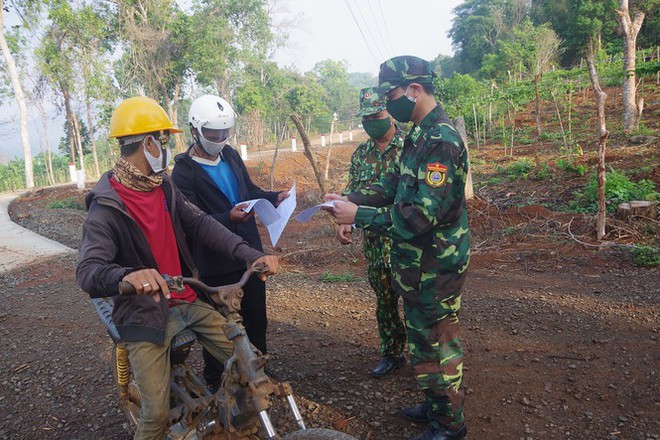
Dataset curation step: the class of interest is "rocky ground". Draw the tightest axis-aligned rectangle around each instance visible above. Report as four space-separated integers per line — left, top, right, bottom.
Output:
2 129 660 440
2 179 658 440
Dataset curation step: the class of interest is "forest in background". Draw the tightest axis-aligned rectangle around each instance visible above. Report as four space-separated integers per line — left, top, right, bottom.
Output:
0 0 658 194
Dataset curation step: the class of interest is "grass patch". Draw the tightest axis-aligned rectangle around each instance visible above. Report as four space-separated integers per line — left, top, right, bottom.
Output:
48 197 84 210
320 271 361 283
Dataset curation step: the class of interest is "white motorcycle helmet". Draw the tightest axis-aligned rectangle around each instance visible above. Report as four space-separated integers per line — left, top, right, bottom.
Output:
188 94 236 156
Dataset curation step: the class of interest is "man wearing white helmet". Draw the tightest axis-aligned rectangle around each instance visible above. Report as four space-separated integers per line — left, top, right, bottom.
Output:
172 94 288 390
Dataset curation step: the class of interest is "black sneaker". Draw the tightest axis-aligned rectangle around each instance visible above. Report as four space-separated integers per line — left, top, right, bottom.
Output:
370 353 406 378
401 402 431 423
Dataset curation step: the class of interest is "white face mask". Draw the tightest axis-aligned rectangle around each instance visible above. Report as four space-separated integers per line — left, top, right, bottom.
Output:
199 136 228 157
144 136 172 174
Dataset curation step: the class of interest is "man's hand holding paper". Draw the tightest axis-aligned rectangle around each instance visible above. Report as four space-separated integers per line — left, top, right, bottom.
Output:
322 193 358 225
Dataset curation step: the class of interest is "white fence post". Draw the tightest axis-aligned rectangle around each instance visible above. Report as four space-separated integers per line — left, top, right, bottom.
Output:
76 169 85 190
321 135 326 147
291 138 297 152
240 143 248 160
68 163 77 183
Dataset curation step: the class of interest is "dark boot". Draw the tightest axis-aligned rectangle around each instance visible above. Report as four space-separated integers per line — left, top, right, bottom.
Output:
370 353 405 378
410 424 467 440
401 402 431 423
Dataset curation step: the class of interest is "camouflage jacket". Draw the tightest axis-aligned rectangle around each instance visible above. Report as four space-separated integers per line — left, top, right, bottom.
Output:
343 129 405 225
347 105 470 298
343 129 404 265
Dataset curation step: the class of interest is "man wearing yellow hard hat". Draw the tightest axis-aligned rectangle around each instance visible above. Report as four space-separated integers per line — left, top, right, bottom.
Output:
76 96 279 440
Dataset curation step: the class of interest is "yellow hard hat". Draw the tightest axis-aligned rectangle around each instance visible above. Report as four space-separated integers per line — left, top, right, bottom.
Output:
110 96 183 138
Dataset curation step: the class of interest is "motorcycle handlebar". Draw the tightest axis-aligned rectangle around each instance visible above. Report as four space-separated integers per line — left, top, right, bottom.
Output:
117 263 270 299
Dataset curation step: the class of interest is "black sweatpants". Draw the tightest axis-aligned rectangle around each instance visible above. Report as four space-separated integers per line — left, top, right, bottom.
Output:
199 270 267 387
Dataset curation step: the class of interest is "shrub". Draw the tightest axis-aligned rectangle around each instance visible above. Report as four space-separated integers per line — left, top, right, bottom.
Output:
630 246 660 267
569 169 659 213
499 158 534 180
556 158 587 176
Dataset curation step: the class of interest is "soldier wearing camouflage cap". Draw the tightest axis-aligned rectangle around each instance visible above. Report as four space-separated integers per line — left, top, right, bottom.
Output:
338 87 406 378
324 56 470 440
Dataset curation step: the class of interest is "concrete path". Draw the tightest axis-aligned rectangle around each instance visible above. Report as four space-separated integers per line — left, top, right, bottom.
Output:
0 192 76 275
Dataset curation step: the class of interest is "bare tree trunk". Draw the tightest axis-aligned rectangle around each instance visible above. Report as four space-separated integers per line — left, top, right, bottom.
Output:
615 0 645 132
534 75 541 167
552 91 568 150
587 49 609 241
507 101 516 157
36 102 55 185
0 0 34 188
86 98 100 178
72 114 86 175
568 81 573 146
453 116 474 200
472 104 480 148
62 89 77 165
270 120 286 190
290 113 326 194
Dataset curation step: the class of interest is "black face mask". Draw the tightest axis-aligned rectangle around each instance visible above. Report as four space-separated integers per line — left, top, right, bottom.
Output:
362 117 391 140
385 86 416 122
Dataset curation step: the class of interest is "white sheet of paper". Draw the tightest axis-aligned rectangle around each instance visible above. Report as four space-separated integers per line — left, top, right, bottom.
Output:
267 181 296 246
293 201 336 223
239 199 280 227
236 181 297 246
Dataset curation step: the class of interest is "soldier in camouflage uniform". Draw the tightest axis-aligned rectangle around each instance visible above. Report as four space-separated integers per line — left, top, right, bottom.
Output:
339 87 407 378
324 56 470 440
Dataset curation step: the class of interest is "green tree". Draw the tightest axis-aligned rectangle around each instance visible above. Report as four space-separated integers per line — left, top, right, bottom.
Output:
0 0 44 188
115 0 190 152
312 59 357 123
531 0 618 66
449 0 524 74
35 0 84 172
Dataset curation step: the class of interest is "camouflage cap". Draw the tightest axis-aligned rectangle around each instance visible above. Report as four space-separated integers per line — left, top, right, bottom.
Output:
377 55 434 95
356 87 387 117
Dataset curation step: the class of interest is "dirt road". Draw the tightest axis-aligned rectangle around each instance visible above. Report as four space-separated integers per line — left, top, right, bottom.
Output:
1 199 658 439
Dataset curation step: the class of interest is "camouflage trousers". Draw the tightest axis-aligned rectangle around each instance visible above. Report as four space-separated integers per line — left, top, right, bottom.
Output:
363 235 406 357
403 285 465 430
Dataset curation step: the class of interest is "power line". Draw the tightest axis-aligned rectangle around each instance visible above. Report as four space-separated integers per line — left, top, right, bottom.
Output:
350 0 386 61
367 0 393 57
343 0 380 65
375 0 396 55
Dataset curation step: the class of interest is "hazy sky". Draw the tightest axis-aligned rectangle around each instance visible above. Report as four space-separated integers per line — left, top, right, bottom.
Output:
0 0 462 162
272 0 462 74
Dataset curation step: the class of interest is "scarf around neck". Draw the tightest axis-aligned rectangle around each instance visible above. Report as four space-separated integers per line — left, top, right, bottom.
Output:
112 158 163 192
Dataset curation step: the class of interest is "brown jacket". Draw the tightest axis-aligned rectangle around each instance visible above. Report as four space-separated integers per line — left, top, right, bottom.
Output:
76 172 264 345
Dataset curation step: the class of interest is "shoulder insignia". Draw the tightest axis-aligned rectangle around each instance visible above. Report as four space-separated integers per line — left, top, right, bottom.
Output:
425 162 447 188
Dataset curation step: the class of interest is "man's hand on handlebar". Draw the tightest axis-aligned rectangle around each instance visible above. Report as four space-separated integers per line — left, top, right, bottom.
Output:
253 255 279 281
122 269 171 302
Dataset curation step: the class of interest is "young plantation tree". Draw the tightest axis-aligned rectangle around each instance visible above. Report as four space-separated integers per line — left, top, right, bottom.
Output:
587 45 609 241
615 0 645 132
532 24 561 164
0 0 34 188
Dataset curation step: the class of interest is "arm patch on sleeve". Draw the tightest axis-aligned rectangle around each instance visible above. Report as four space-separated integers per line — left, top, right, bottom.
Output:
425 163 448 188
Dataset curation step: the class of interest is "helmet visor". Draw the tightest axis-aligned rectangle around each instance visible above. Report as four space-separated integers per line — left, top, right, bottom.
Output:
201 126 232 143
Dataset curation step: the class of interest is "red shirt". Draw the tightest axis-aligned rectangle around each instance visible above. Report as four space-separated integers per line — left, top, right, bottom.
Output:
110 178 197 303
